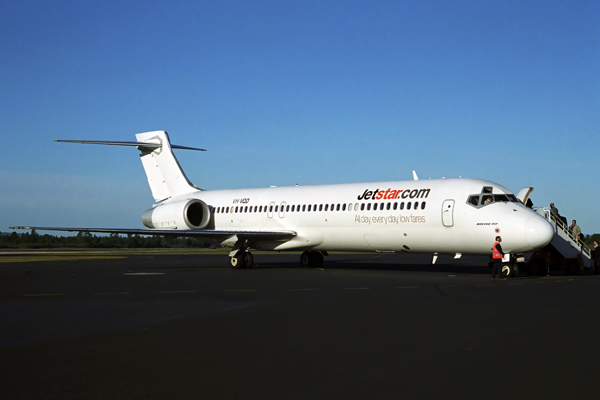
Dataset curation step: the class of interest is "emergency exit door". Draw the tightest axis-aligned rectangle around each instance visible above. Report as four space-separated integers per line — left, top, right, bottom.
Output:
442 199 455 227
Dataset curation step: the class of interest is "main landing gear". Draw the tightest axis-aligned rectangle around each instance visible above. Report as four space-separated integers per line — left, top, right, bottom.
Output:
300 251 324 268
230 251 254 269
228 237 325 269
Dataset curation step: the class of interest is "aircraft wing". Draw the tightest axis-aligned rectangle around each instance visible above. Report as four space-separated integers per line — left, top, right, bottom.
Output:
9 226 296 241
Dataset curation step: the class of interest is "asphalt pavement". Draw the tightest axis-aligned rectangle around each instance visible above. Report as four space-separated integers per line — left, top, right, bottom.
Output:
1 252 599 399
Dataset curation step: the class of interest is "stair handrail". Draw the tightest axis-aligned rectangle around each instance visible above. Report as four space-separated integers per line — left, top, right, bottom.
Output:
536 207 591 259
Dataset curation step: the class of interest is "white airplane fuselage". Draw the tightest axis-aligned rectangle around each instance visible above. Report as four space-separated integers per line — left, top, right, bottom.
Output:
147 177 553 257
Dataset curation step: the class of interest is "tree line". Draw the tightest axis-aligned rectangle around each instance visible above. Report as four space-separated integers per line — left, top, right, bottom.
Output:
0 231 205 249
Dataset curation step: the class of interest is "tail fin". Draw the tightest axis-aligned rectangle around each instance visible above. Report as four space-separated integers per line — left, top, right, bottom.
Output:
135 131 201 202
56 131 203 202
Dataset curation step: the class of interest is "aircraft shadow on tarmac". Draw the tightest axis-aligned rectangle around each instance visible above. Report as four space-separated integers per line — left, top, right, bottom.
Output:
248 253 492 275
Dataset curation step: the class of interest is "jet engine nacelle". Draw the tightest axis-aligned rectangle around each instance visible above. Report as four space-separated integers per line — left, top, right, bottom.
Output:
142 199 211 230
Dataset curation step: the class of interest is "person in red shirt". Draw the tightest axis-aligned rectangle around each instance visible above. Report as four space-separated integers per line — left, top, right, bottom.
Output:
492 236 505 280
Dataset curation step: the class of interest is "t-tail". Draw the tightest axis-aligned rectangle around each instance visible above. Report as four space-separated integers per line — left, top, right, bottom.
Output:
56 130 204 202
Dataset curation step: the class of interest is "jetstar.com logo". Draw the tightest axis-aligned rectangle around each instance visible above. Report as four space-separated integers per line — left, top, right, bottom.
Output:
357 188 431 201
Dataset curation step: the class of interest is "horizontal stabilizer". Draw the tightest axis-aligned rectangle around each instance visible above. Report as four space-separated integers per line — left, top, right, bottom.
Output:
55 139 206 152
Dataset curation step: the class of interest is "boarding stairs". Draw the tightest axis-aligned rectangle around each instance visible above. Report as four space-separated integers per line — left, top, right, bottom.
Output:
534 207 592 269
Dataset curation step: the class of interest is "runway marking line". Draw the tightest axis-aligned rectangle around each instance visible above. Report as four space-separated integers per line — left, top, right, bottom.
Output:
344 287 370 290
395 286 419 289
123 272 165 276
94 292 130 295
23 293 63 297
225 289 258 292
161 291 197 294
288 288 319 291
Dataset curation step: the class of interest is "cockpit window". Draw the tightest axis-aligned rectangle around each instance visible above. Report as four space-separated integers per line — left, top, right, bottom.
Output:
467 192 520 208
482 186 493 194
468 196 479 206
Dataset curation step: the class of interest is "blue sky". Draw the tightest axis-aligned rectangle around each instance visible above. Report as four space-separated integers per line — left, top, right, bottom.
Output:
2 0 599 234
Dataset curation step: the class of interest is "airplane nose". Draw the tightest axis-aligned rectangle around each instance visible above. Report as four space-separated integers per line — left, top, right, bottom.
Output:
524 215 554 250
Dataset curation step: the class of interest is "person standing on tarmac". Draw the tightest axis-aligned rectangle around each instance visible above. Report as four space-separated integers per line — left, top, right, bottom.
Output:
592 240 599 275
492 236 505 281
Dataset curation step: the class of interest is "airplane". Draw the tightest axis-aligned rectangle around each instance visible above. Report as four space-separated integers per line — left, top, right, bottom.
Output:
11 130 555 274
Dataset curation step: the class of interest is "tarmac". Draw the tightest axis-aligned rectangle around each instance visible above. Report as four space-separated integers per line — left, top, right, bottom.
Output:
1 252 599 399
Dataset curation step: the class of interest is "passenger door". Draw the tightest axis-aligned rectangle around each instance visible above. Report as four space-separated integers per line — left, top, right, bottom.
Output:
442 199 455 227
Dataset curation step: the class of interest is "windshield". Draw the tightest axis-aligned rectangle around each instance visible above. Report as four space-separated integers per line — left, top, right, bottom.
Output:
467 193 519 208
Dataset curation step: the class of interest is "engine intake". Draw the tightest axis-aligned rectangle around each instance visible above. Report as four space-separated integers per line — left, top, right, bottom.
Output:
142 199 211 230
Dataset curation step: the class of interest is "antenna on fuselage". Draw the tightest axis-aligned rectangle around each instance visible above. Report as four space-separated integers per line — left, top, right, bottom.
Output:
412 170 419 181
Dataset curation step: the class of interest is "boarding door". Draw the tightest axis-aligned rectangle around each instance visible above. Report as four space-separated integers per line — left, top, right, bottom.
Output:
442 200 455 227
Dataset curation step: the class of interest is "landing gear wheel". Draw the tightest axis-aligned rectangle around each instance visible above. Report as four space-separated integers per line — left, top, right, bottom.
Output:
230 251 254 269
501 263 515 277
300 251 324 268
300 252 312 267
244 252 254 269
230 253 244 269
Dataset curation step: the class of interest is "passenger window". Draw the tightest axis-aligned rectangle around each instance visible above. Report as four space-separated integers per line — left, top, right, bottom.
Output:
387 202 391 210
342 204 346 211
336 204 340 211
302 205 306 212
393 202 397 210
286 205 290 212
414 202 419 209
400 202 404 210
421 202 426 210
308 204 312 212
367 203 371 211
407 202 411 210
319 204 323 211
324 204 328 211
360 203 365 211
